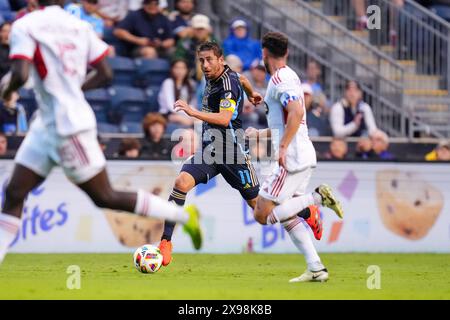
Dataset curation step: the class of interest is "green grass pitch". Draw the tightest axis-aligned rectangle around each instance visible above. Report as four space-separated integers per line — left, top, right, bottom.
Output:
0 253 449 299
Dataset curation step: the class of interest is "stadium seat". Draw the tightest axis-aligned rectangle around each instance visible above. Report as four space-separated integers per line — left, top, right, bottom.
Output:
107 56 136 86
109 85 148 122
18 88 37 120
97 122 120 133
134 58 170 87
85 88 111 123
120 121 143 134
144 85 161 113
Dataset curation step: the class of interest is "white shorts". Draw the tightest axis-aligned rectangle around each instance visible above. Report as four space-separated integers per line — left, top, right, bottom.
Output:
15 124 106 184
259 164 315 204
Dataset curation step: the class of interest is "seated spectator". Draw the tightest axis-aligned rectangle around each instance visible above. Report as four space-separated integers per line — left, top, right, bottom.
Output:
302 83 331 136
305 60 328 113
140 112 173 159
0 22 11 80
117 137 141 158
0 91 28 134
223 19 261 71
330 80 377 138
370 129 396 160
355 136 374 159
425 139 450 161
173 13 216 80
0 132 8 156
114 0 174 59
65 0 105 38
15 0 41 20
169 0 196 40
96 0 129 27
158 59 196 128
171 128 199 160
323 137 348 160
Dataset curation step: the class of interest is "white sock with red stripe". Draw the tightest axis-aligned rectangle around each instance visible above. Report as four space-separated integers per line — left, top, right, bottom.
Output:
266 193 319 225
282 217 325 271
134 190 188 224
0 213 21 265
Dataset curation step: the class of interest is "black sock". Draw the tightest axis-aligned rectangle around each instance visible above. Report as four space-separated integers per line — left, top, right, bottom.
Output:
297 207 311 220
161 188 186 241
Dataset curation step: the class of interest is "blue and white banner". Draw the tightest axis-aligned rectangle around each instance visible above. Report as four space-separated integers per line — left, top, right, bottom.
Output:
0 160 448 253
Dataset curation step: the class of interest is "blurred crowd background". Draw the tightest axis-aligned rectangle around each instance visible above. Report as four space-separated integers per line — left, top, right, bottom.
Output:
1 0 450 162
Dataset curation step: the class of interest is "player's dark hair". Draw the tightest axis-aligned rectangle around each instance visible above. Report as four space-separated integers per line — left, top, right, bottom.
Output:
262 32 289 58
197 41 223 58
38 0 62 6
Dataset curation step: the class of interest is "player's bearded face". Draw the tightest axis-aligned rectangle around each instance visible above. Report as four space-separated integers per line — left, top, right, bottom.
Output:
198 51 224 80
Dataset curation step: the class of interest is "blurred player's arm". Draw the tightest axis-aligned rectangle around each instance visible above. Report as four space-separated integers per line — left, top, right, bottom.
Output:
0 59 30 101
174 99 233 127
239 74 263 106
245 127 271 139
82 56 113 92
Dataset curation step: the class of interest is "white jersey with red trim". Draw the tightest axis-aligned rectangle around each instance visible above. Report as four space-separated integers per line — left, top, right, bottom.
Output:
264 66 317 172
9 5 109 136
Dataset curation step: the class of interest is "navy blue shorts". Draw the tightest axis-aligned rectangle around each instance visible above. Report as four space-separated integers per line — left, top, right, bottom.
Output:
181 152 260 200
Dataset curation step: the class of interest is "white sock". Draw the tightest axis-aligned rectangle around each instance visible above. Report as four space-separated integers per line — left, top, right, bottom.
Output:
282 217 325 271
0 213 21 265
134 190 188 224
266 193 320 225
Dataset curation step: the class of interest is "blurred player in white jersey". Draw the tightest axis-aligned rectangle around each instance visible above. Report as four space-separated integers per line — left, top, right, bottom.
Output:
0 0 202 266
245 32 344 282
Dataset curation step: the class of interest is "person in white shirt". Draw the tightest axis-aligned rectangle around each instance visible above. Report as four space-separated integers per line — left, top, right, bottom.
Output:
0 0 202 266
245 32 344 283
329 80 378 138
158 59 196 127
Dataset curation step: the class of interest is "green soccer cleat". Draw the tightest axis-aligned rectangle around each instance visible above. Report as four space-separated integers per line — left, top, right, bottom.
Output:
183 204 203 250
316 184 344 219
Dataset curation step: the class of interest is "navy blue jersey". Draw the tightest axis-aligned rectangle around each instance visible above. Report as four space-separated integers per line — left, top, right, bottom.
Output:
201 65 245 160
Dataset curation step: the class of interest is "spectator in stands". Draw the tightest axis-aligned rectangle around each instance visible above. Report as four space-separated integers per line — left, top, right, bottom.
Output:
15 0 40 20
352 0 368 30
96 0 129 27
0 132 8 156
158 59 196 129
245 61 268 128
370 129 396 160
169 0 196 40
173 13 215 80
223 19 261 72
419 0 450 22
97 135 108 154
302 83 331 136
330 80 377 138
425 139 450 161
140 112 172 159
355 136 374 159
305 60 328 113
65 0 105 37
323 137 349 160
0 91 28 134
0 21 10 80
114 0 174 59
117 137 141 158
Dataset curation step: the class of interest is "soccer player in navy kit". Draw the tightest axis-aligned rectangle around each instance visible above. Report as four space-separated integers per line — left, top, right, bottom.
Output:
158 42 263 265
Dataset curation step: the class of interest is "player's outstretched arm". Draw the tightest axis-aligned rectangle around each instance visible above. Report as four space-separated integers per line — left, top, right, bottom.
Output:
0 59 30 102
82 58 113 92
174 99 233 127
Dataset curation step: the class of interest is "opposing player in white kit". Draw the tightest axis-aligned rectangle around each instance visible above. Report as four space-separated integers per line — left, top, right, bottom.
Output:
246 32 344 282
0 0 202 266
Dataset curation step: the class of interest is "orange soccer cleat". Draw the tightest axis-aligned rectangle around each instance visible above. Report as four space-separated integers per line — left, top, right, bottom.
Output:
159 239 173 266
305 205 323 240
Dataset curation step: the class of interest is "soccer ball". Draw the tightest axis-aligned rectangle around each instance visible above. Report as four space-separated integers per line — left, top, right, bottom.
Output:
133 244 163 274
